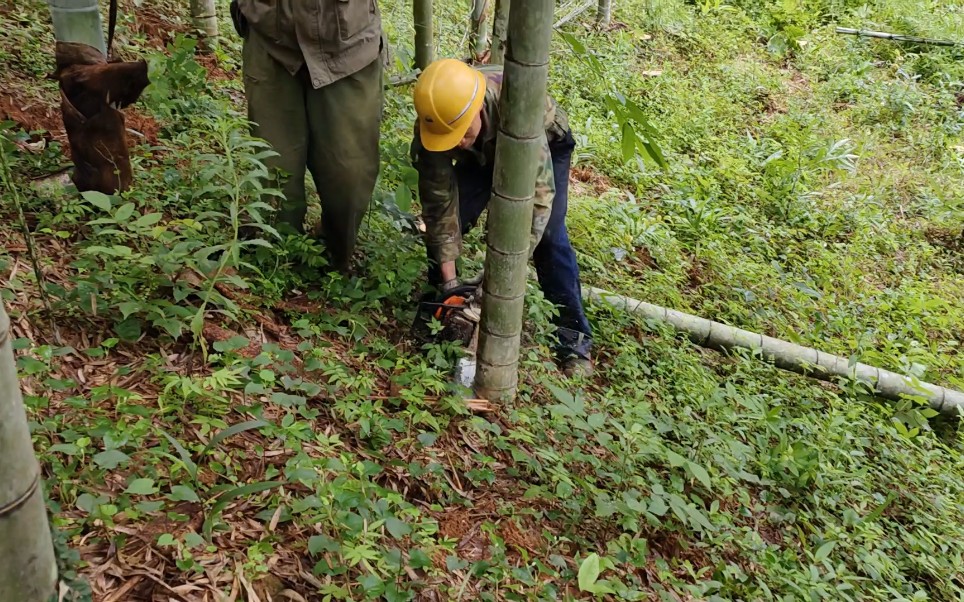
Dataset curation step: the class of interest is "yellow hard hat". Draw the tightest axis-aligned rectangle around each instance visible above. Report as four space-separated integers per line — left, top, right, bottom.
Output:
414 59 487 152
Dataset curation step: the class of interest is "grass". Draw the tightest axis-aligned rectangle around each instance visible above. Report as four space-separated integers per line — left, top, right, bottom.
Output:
1 0 964 600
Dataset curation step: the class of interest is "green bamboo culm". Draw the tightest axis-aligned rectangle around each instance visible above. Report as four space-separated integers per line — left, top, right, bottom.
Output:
469 0 490 61
474 0 555 401
489 0 509 65
0 302 58 602
597 0 612 27
190 0 219 51
414 0 434 70
46 0 106 56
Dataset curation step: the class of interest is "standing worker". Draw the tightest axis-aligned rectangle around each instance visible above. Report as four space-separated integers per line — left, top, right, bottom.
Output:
410 59 594 376
232 0 385 273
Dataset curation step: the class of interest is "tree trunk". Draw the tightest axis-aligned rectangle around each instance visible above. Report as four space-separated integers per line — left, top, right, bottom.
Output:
584 287 964 415
490 0 509 64
0 302 57 602
46 0 106 56
596 0 612 28
190 0 219 52
474 0 555 400
469 0 490 62
414 0 434 70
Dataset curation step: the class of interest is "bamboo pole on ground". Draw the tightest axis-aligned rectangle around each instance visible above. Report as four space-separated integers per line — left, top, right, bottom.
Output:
474 0 555 400
596 0 613 28
190 0 219 51
490 0 509 64
46 0 106 56
584 287 964 416
469 0 490 61
835 27 961 47
0 303 58 601
414 0 435 70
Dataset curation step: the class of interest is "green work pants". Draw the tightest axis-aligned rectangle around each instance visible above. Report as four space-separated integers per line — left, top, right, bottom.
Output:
241 31 383 268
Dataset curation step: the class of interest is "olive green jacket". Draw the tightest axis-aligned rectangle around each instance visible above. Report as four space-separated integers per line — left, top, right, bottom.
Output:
238 0 383 89
411 67 571 264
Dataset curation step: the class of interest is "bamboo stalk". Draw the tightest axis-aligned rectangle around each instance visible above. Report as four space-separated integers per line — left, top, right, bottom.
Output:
583 287 964 416
490 0 509 64
475 0 555 400
413 0 434 70
596 0 613 28
0 303 57 601
469 0 490 61
46 0 106 56
835 27 960 47
190 0 219 51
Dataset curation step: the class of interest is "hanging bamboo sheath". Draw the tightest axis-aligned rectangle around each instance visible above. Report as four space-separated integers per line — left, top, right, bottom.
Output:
413 0 434 69
584 287 964 415
0 303 57 602
490 0 509 65
475 0 556 400
46 0 106 55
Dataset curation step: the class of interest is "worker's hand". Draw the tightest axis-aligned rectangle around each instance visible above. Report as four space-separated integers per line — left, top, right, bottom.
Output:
441 278 459 293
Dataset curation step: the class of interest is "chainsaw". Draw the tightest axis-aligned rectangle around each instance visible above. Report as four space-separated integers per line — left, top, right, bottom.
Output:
409 283 482 351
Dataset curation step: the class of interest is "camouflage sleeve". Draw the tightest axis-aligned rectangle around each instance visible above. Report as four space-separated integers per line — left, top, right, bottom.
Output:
411 133 462 264
529 132 556 256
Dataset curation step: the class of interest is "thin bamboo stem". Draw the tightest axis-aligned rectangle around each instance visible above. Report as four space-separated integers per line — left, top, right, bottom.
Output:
584 287 964 416
469 0 490 61
596 0 612 28
414 0 434 70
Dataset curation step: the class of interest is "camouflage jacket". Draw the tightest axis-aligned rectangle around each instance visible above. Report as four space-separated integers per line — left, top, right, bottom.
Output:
411 66 571 264
238 0 383 89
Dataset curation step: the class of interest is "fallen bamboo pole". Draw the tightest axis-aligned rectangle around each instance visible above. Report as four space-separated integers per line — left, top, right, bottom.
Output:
583 287 964 416
835 27 961 47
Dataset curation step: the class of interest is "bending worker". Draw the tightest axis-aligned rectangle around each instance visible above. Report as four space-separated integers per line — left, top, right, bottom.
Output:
410 58 594 377
233 0 384 273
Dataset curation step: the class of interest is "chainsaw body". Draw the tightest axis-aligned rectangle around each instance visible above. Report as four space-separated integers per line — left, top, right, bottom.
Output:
410 284 482 352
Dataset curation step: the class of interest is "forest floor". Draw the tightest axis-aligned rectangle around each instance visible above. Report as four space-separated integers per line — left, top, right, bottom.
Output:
2 0 964 600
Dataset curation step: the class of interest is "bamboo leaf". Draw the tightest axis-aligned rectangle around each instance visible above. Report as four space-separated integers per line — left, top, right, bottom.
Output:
82 190 113 211
160 430 198 482
200 419 269 458
814 541 836 562
621 122 636 163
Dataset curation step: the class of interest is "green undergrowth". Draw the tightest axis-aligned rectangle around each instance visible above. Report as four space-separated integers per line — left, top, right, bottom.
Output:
1 0 963 600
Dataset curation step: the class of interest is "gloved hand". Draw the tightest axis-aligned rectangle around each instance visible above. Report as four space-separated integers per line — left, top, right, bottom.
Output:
441 278 460 293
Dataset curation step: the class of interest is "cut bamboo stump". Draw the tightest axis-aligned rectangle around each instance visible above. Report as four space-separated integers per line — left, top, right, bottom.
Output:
584 287 964 416
0 303 57 602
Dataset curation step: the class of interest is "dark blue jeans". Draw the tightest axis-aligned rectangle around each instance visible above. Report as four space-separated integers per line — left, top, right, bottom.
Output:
427 132 593 360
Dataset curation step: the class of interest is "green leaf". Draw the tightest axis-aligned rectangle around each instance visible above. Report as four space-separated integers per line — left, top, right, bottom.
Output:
385 516 411 539
621 122 637 163
157 533 176 546
578 553 601 592
183 532 205 549
200 419 269 458
159 430 198 482
125 478 157 495
409 549 431 569
114 202 136 222
308 534 340 555
687 461 713 490
169 485 200 503
395 185 412 212
133 212 163 228
93 449 130 469
82 190 112 211
665 450 687 468
814 541 836 562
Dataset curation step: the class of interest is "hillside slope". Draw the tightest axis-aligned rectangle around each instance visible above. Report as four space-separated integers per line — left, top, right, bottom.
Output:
1 0 963 600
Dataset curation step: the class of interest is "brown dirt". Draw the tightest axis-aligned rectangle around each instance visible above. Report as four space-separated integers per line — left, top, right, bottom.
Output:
0 87 66 143
570 163 615 195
